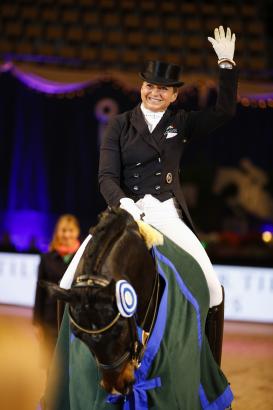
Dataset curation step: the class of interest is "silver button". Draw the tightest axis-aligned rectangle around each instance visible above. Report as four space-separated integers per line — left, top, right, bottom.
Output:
136 162 141 166
155 171 161 176
155 185 160 190
133 173 139 178
182 139 187 143
133 185 139 191
166 172 173 184
158 157 161 162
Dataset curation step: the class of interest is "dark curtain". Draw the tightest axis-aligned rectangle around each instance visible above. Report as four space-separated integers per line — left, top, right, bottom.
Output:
0 71 272 245
179 103 273 231
0 72 140 237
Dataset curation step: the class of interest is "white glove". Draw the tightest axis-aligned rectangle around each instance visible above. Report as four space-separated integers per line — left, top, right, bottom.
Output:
208 26 236 66
120 198 145 221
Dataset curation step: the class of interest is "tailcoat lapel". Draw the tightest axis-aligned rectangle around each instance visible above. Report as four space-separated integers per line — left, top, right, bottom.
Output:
130 105 173 154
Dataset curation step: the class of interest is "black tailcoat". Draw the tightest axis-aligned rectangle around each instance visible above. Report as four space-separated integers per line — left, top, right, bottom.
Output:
99 68 238 230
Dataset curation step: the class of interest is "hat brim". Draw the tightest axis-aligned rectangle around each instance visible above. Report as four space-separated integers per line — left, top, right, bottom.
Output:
139 72 184 87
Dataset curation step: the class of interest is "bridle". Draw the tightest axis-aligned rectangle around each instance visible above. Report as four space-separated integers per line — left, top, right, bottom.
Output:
68 272 159 371
68 276 121 335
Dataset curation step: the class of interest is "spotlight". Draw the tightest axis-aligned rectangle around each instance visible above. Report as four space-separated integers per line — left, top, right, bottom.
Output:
262 231 272 243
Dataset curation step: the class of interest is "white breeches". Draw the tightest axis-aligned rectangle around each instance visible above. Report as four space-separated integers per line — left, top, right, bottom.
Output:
136 194 222 307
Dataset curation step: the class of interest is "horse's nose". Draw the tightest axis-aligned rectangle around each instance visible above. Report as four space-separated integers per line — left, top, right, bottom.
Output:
100 379 126 395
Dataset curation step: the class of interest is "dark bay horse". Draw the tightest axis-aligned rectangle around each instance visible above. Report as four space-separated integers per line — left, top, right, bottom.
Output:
45 208 161 395
43 208 231 409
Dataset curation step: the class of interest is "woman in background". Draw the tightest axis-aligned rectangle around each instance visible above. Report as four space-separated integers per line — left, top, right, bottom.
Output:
33 214 80 365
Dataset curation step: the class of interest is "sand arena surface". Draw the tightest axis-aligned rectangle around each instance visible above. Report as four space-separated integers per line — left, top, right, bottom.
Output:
0 305 272 410
222 322 273 410
0 308 46 410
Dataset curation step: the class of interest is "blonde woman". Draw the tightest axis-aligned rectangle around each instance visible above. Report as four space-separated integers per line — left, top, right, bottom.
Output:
33 214 80 364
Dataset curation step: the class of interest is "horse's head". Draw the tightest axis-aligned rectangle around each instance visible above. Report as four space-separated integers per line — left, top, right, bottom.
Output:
45 208 158 395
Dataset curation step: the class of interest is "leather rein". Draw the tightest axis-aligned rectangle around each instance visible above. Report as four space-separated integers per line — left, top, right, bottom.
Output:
68 272 159 371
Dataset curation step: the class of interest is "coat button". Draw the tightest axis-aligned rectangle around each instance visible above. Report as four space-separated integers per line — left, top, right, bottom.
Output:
158 157 161 162
133 185 139 191
155 185 160 190
133 173 139 178
136 162 141 166
166 172 173 184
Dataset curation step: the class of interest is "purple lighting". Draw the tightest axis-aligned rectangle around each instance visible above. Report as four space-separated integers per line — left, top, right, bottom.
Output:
1 210 54 252
1 63 94 95
260 223 273 234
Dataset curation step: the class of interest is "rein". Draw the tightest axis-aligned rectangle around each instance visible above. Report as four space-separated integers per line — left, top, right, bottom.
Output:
69 307 121 335
68 272 159 371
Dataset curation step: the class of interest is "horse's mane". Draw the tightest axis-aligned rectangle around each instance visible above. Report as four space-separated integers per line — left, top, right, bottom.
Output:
81 208 137 277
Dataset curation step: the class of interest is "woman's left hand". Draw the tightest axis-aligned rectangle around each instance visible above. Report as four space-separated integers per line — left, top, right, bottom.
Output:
120 198 145 221
208 26 236 63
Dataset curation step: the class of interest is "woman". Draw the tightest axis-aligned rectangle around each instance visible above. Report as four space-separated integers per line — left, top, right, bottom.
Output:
98 26 238 310
33 214 80 364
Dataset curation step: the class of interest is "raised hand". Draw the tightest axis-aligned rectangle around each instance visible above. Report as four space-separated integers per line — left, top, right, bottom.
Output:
208 26 236 65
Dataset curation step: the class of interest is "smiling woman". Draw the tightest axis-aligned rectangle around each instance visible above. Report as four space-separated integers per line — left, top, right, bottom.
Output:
99 27 238 312
140 82 178 112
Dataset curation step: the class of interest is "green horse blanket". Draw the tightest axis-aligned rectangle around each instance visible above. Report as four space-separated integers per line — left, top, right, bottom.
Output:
45 236 233 410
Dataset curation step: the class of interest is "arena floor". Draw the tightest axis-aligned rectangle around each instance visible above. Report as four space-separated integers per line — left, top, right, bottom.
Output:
222 321 273 410
0 305 272 410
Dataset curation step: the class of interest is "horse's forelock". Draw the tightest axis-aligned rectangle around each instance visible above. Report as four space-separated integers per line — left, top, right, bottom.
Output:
72 283 114 307
90 208 135 238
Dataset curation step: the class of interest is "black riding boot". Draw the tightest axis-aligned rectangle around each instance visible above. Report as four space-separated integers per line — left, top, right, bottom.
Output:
205 286 225 367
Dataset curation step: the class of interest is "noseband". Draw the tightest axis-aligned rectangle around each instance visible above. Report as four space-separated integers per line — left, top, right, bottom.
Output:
68 273 159 371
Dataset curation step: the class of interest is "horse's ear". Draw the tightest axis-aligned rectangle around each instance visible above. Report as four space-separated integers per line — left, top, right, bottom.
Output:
39 280 72 302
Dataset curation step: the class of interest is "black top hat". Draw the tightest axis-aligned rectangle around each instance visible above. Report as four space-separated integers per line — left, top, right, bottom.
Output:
139 61 184 87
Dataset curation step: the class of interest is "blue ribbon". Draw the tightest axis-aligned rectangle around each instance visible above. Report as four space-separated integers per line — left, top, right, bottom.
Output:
107 377 161 410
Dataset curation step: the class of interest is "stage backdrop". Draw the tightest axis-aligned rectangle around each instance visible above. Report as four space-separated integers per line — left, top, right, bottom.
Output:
0 66 273 251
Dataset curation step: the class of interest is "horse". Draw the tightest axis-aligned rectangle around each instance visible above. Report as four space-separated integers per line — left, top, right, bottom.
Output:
43 208 233 409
